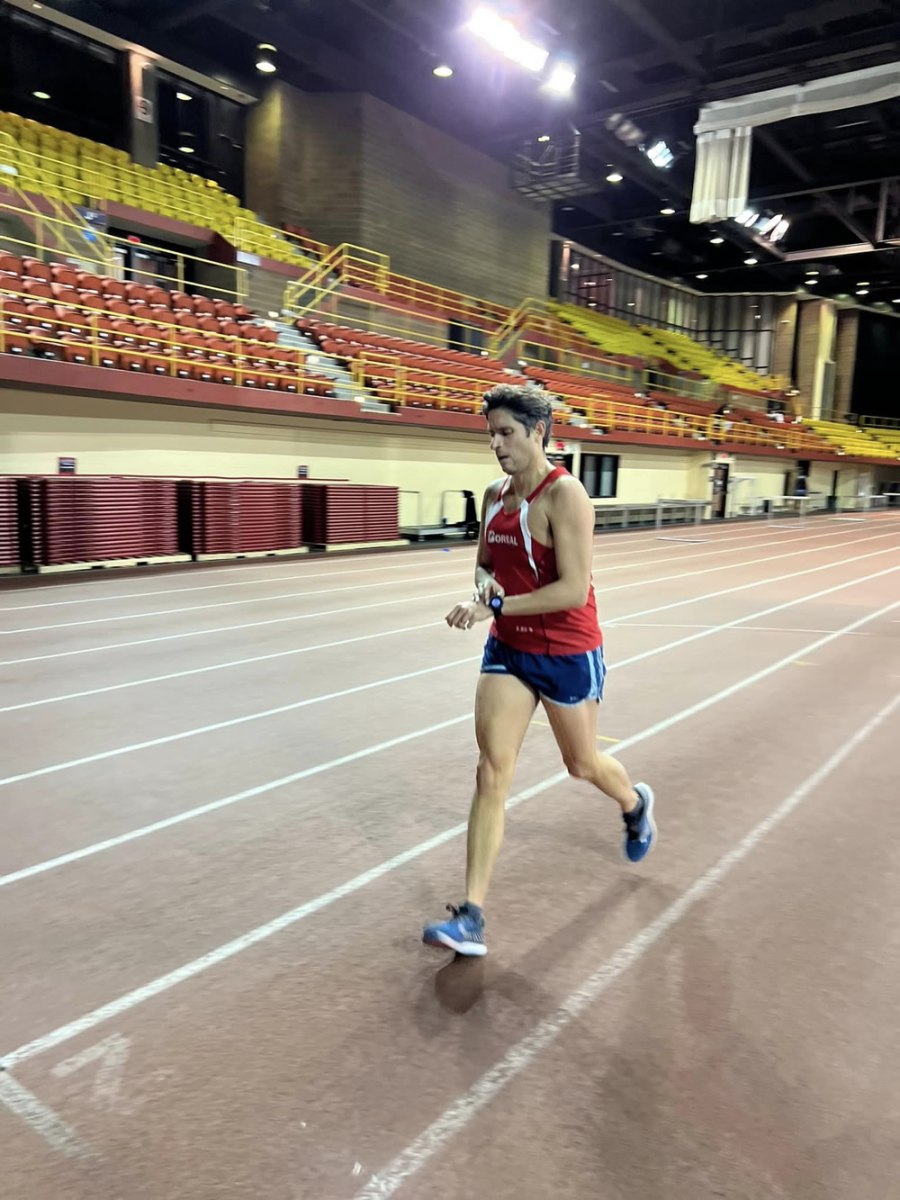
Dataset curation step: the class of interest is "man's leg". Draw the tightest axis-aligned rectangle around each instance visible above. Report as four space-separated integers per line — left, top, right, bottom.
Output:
423 671 536 955
542 696 656 862
466 672 538 906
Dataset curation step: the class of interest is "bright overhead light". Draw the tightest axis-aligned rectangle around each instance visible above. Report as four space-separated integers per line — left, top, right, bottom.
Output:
179 145 195 155
892 298 900 304
33 90 51 101
544 62 577 95
645 140 674 169
710 236 724 245
806 269 819 276
858 281 870 286
856 289 869 296
256 43 277 74
736 208 758 228
468 6 549 74
769 218 790 243
537 134 550 143
176 91 192 101
805 277 818 285
433 64 454 78
660 205 675 216
744 257 758 266
606 170 623 183
696 274 708 280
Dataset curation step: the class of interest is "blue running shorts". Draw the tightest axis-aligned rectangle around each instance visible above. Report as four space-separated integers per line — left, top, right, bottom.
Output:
480 635 606 706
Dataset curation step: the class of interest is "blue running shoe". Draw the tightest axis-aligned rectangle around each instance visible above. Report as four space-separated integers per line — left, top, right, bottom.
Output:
423 904 487 956
623 783 657 863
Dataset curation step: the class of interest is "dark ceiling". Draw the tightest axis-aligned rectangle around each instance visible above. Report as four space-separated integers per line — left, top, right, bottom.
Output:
20 0 900 303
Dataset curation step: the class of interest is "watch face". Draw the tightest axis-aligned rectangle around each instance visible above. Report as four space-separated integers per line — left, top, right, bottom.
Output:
490 596 502 612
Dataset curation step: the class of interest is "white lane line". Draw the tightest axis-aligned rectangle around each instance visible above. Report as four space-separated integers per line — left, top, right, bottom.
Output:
2 565 895 887
2 528 897 670
355 688 900 1200
0 620 443 716
6 526 896 635
613 623 872 636
0 589 462 668
0 1072 94 1159
0 519 796 604
4 538 893 714
0 559 896 793
0 599 895 1072
0 521 868 612
0 715 472 890
0 656 479 792
602 540 897 626
0 569 468 635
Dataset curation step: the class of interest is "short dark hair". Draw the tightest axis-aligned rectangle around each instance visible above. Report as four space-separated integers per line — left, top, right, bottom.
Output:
483 384 554 449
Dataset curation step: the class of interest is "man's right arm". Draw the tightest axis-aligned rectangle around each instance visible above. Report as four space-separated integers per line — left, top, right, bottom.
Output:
474 480 503 601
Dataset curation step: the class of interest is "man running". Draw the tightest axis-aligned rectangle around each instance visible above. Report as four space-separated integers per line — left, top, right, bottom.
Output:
423 384 656 957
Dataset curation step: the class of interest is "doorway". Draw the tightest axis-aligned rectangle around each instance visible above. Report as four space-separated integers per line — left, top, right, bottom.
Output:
711 463 730 519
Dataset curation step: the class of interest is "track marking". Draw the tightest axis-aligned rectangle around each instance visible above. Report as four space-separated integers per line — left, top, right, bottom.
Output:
1 599 895 1070
0 656 479 792
0 566 896 885
0 620 443 716
0 521 875 613
2 531 896 670
355 688 900 1199
6 526 896 636
0 1072 94 1159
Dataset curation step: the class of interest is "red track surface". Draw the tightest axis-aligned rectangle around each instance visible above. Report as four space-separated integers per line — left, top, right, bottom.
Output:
0 513 898 1199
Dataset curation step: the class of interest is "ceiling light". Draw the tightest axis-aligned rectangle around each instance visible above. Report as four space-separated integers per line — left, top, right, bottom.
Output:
755 314 761 319
606 170 623 183
468 6 549 74
805 277 818 285
858 281 870 287
769 219 790 243
176 91 192 101
433 64 454 78
33 91 51 101
856 289 869 296
736 208 758 228
256 43 277 74
537 134 550 143
744 257 758 266
544 62 577 95
696 274 708 280
806 269 819 276
893 298 900 304
645 140 674 169
179 146 195 155
710 236 724 245
660 205 675 216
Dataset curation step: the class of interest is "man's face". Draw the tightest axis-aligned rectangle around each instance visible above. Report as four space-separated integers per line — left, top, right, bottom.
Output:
487 407 543 475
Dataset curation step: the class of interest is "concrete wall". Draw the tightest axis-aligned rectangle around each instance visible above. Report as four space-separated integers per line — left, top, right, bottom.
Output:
245 85 550 308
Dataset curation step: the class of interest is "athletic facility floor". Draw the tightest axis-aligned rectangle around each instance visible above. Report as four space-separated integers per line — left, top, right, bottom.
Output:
0 513 898 1199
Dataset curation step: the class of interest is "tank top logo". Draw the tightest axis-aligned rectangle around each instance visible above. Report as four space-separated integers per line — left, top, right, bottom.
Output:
487 530 519 547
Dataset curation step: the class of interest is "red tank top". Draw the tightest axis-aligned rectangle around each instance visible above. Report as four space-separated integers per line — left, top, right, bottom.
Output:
485 466 602 655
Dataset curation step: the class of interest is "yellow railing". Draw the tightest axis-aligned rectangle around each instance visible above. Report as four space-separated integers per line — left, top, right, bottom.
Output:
0 209 249 304
285 242 512 332
342 348 828 452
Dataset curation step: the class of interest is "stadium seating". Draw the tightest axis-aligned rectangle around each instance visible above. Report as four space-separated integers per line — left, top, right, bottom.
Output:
0 111 311 268
0 252 335 395
805 419 899 459
551 301 785 399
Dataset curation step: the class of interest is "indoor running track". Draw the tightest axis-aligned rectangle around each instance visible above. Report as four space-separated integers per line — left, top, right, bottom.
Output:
0 512 898 1200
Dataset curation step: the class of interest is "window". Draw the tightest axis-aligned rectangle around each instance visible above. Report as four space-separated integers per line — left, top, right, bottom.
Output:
581 453 619 498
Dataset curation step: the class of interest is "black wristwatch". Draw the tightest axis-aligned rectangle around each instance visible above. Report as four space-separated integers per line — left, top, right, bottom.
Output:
489 595 504 615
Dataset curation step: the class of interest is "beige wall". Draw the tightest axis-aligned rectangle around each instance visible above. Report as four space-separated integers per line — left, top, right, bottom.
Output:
2 389 865 526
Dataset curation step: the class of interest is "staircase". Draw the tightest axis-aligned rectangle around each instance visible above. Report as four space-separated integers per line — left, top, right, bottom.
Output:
275 321 392 411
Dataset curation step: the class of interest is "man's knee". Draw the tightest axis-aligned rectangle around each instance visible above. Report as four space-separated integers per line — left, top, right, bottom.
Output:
564 752 599 781
476 752 516 795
